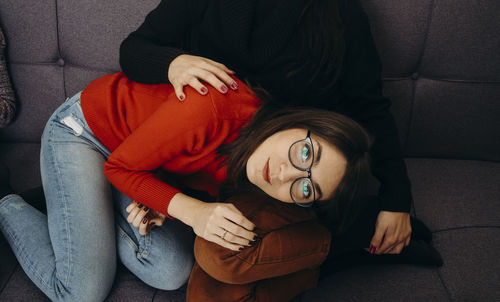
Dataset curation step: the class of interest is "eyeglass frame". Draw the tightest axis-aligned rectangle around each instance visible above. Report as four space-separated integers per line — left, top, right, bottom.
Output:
288 130 316 208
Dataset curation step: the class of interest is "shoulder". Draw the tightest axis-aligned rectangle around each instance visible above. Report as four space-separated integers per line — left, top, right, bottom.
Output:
205 77 261 122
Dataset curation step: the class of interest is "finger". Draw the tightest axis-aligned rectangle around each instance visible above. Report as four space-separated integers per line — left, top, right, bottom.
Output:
204 58 235 75
220 219 257 243
376 235 396 255
192 69 228 94
216 227 252 246
149 217 164 227
206 233 245 251
132 206 150 228
388 242 405 255
173 82 186 101
221 204 255 231
188 78 209 95
405 236 411 247
200 63 239 90
146 221 157 233
127 206 142 223
138 217 149 235
126 201 138 213
369 226 387 254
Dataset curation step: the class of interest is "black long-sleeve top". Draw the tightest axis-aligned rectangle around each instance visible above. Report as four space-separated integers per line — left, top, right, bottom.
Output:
119 0 413 213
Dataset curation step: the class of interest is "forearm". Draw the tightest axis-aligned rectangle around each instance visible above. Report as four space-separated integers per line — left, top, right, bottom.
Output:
167 192 204 227
119 34 187 84
119 0 192 84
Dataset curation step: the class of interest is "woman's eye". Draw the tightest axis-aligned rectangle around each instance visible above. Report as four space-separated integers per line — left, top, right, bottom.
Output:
300 145 310 162
302 181 311 198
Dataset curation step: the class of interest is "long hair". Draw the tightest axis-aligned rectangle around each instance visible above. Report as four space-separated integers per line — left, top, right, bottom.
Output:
287 0 346 93
217 90 373 237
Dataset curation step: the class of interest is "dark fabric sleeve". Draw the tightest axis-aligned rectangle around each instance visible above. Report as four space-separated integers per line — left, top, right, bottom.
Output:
119 0 192 84
337 0 412 213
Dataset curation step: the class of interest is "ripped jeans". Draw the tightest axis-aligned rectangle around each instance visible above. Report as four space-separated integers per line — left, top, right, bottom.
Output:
0 92 195 301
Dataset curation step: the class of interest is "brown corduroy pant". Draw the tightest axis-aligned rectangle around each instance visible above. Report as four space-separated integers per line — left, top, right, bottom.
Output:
186 193 332 302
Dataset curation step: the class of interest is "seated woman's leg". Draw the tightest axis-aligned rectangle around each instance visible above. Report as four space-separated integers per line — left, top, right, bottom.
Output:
0 94 116 301
113 188 195 290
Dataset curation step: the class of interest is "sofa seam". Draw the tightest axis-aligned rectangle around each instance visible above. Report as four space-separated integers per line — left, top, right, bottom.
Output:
435 267 454 302
432 225 500 234
413 0 435 75
54 0 67 99
382 76 500 84
404 0 435 157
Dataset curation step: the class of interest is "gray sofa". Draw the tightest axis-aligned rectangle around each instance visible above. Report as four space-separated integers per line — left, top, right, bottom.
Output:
1 0 499 301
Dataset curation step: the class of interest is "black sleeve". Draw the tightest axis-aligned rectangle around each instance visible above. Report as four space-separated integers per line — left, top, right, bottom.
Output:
337 0 412 213
119 0 192 84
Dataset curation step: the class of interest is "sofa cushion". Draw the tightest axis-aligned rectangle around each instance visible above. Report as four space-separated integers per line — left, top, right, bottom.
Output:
407 158 500 231
432 228 500 301
298 265 448 301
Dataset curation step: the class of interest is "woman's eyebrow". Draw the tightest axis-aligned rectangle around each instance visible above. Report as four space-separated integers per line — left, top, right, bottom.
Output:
314 183 323 200
314 140 322 166
313 140 323 200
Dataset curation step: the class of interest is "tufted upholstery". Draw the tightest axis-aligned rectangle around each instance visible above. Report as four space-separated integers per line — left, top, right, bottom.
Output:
0 0 499 301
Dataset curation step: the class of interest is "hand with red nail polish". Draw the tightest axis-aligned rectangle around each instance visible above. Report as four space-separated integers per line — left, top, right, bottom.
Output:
369 210 412 255
168 54 237 101
126 201 166 235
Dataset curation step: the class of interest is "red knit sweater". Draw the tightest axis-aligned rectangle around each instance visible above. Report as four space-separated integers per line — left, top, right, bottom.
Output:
81 73 260 217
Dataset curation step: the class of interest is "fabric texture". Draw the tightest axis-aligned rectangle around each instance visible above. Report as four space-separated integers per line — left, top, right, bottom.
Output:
119 0 414 213
81 73 260 216
0 27 15 128
187 192 331 301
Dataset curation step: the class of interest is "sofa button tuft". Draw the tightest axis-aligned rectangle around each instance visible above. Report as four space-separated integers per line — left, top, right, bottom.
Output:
57 58 65 67
411 72 419 80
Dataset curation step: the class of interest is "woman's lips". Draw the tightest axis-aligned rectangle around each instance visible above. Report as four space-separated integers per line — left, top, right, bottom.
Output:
263 158 271 184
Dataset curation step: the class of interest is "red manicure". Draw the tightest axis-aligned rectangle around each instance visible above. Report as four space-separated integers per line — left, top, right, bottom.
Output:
221 85 228 93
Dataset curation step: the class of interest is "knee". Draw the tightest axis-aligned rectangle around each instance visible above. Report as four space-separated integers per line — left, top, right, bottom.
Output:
139 252 195 290
51 272 115 302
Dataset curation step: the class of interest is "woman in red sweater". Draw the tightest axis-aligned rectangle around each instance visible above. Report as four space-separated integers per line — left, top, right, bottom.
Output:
0 72 372 301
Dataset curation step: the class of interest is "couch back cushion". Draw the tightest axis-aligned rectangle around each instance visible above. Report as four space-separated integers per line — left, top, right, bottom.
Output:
0 0 498 161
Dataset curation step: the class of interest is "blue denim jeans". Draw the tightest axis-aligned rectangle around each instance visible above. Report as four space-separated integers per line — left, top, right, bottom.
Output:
0 93 195 301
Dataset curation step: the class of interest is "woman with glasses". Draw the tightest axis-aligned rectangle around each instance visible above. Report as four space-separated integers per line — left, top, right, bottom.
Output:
0 72 372 301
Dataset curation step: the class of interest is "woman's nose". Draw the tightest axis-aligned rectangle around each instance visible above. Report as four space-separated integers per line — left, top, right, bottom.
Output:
278 162 308 183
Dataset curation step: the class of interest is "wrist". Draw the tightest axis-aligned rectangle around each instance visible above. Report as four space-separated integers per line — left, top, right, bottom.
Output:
167 192 204 227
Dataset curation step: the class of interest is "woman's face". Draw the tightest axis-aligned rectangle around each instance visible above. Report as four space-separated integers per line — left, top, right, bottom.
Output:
246 128 347 205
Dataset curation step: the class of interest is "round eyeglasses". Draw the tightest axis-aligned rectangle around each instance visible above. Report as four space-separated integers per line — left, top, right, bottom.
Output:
288 130 316 207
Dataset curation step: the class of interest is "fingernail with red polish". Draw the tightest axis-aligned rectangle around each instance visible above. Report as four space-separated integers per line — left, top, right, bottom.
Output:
138 204 143 209
179 95 185 101
221 85 228 93
200 87 207 94
143 207 149 211
370 245 376 254
231 82 238 90
142 218 148 224
238 247 243 251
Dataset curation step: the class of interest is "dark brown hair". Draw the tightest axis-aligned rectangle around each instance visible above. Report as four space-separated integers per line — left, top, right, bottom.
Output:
218 91 373 236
